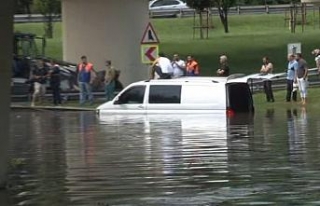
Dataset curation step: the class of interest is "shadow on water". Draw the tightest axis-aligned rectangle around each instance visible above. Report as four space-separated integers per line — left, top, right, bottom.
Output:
7 109 320 205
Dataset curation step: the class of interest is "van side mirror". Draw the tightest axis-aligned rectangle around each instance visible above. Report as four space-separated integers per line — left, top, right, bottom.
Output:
113 97 121 105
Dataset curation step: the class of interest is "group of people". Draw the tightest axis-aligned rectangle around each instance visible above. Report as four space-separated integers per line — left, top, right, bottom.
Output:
29 58 62 107
29 49 317 106
150 51 313 106
77 56 119 105
259 53 309 105
29 55 119 106
150 53 230 79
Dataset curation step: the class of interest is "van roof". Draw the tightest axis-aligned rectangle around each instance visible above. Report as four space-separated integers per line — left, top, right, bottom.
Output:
137 74 244 83
141 77 229 84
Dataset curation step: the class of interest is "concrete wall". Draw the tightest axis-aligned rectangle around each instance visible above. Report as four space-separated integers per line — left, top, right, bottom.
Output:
0 0 13 188
62 0 150 86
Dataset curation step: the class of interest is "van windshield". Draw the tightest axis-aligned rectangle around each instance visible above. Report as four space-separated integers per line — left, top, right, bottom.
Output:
117 86 146 104
226 83 254 113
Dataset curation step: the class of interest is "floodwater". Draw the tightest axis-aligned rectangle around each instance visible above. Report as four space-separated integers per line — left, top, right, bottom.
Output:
4 108 320 205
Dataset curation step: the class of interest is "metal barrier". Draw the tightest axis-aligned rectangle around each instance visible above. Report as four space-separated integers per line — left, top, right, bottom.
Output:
14 4 317 23
148 4 315 18
244 68 320 94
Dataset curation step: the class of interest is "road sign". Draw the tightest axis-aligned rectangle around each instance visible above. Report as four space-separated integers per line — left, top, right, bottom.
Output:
287 43 301 55
141 22 160 44
141 44 159 64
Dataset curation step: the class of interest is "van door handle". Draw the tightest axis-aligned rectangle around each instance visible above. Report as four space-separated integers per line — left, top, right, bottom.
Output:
137 105 144 109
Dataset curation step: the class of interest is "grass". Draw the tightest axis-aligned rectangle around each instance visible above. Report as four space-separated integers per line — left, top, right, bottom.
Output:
254 87 320 111
14 13 320 75
154 14 320 75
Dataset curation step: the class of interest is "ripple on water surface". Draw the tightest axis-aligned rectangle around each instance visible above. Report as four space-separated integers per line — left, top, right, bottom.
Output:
8 110 320 205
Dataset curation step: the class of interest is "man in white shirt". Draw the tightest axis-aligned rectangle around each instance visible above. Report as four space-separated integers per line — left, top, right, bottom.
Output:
150 52 173 79
171 54 186 78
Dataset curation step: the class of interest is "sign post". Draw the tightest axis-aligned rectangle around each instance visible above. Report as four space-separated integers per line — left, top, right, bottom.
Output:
140 22 160 64
287 43 301 55
141 44 159 64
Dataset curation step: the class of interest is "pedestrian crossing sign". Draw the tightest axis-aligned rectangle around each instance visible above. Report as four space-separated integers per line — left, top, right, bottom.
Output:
141 22 160 44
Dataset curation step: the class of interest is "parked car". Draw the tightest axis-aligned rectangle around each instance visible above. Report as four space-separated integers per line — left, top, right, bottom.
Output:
96 77 254 115
149 0 189 17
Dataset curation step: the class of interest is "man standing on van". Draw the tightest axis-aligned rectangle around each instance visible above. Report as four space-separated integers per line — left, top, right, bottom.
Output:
151 52 173 79
172 54 186 78
77 55 96 105
295 53 308 105
260 56 275 102
286 54 298 102
104 60 116 101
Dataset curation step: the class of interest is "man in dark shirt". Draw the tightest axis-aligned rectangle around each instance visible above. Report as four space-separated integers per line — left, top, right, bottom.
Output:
295 53 308 105
49 59 62 106
31 59 48 107
217 55 230 76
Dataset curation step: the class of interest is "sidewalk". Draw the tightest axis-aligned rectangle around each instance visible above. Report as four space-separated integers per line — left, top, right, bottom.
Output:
11 101 97 111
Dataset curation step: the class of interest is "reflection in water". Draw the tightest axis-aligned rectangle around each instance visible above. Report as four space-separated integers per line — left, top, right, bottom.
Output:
287 108 308 170
262 108 275 144
9 111 69 205
8 110 320 205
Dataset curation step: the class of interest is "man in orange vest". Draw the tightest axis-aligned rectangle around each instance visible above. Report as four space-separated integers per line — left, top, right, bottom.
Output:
186 55 200 76
77 55 96 105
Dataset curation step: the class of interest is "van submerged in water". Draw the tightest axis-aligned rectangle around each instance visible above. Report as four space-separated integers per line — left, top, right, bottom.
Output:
96 77 254 115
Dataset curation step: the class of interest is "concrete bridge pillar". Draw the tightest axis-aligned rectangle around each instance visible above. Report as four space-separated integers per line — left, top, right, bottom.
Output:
62 0 149 86
0 0 13 188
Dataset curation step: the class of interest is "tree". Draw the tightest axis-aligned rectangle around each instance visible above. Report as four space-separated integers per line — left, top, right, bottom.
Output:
213 0 237 33
34 0 61 38
186 0 215 39
15 0 33 14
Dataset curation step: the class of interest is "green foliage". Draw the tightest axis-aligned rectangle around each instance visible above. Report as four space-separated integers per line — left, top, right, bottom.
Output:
185 0 215 11
236 0 300 5
15 0 33 14
212 0 237 33
214 0 237 9
14 14 320 74
34 0 61 38
34 0 61 16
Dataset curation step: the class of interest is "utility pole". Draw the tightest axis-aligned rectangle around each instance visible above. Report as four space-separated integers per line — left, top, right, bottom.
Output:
0 0 14 189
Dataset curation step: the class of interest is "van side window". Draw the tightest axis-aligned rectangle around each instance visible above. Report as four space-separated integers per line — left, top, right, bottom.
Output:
149 85 181 104
117 86 146 104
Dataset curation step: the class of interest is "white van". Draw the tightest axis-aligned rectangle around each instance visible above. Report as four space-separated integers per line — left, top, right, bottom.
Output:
96 77 254 115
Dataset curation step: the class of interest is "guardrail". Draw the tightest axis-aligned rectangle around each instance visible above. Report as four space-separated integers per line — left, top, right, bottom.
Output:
244 68 320 94
149 4 316 18
14 14 61 23
14 4 318 23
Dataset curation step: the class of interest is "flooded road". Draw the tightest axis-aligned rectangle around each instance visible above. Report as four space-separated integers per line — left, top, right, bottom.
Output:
5 108 320 205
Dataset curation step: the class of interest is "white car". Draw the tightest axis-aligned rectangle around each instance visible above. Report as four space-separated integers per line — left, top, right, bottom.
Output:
96 77 254 115
149 0 188 11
